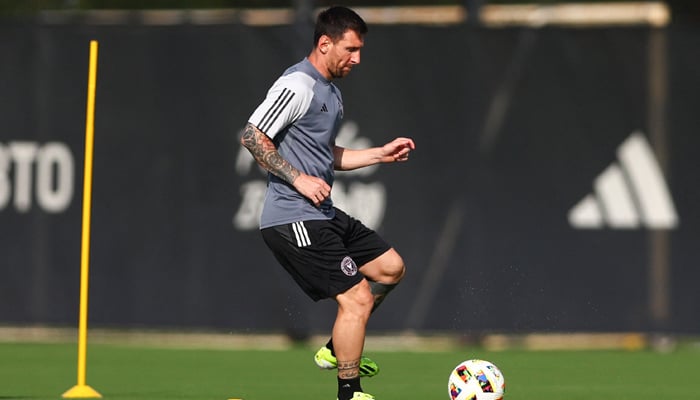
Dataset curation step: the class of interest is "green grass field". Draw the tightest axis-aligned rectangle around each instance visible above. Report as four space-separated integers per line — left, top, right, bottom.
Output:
2 341 699 400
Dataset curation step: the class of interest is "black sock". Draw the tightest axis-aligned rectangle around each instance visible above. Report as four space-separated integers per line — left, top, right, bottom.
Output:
326 338 335 356
337 376 362 400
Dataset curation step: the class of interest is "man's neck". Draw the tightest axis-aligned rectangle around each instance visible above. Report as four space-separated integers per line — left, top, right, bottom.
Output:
307 51 331 81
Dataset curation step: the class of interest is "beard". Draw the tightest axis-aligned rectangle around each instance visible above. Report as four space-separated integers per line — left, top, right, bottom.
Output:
331 66 352 79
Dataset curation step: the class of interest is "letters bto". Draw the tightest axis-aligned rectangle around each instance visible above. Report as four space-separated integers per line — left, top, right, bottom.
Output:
0 141 74 213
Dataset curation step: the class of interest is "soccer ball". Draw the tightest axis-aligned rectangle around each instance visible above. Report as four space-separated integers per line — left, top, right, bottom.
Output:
448 359 505 400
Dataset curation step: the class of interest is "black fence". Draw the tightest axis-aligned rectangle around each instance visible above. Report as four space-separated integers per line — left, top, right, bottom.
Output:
1 20 699 335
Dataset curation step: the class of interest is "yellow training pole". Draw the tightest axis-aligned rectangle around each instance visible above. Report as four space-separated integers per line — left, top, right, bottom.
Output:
63 40 102 399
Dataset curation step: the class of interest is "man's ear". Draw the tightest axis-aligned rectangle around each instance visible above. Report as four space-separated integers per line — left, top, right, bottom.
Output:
319 35 332 54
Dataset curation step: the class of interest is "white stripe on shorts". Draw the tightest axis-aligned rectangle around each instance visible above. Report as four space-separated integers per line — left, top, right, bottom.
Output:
292 221 311 247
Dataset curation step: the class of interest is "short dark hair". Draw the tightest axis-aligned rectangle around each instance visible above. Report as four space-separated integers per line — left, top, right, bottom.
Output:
313 6 368 47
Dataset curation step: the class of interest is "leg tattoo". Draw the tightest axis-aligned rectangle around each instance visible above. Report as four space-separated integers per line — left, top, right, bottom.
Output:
337 359 361 379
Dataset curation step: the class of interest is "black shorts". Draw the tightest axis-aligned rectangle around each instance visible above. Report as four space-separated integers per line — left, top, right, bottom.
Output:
261 208 391 301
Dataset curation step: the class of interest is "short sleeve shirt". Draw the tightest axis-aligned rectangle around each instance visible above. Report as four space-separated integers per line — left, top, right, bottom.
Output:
248 58 344 229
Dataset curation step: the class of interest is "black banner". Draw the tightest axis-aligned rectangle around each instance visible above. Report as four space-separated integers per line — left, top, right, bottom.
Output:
1 21 698 334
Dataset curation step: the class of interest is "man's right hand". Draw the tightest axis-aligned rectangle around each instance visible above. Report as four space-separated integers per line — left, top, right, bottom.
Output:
293 174 331 207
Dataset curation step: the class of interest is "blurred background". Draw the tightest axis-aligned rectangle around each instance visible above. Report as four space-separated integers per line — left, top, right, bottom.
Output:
1 0 699 348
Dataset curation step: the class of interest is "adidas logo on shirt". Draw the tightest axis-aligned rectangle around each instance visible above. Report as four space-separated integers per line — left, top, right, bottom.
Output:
320 103 328 112
568 132 678 230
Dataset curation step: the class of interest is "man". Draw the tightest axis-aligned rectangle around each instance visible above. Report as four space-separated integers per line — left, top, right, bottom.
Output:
240 6 415 400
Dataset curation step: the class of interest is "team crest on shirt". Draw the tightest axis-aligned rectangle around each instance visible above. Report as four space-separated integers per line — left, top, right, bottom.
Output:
340 256 357 276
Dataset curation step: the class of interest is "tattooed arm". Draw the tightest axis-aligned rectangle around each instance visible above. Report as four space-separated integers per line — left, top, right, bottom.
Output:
241 122 331 206
241 122 300 184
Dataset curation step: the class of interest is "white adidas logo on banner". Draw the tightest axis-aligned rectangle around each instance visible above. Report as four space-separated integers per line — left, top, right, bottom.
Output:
568 132 678 229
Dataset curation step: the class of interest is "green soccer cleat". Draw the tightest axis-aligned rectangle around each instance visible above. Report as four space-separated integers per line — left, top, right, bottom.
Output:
347 392 375 400
314 346 380 377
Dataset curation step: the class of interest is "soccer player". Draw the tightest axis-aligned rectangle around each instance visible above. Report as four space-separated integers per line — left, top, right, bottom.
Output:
240 6 415 400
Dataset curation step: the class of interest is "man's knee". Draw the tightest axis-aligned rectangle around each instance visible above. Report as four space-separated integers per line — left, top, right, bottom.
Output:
338 279 374 315
383 250 406 283
359 248 406 285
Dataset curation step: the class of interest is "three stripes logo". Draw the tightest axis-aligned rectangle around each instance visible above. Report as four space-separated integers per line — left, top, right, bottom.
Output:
257 88 295 133
568 132 678 230
320 103 328 112
291 221 311 247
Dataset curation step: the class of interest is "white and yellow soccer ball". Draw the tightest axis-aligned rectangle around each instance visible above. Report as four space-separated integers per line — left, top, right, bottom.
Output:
448 359 505 400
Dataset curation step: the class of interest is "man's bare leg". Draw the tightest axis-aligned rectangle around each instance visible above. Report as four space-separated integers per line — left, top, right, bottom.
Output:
333 279 373 399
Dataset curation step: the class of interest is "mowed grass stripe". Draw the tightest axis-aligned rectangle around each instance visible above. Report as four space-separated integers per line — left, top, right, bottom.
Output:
1 343 699 400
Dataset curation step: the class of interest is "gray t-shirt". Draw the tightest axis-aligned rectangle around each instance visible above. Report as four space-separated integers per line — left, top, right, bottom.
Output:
248 58 344 229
